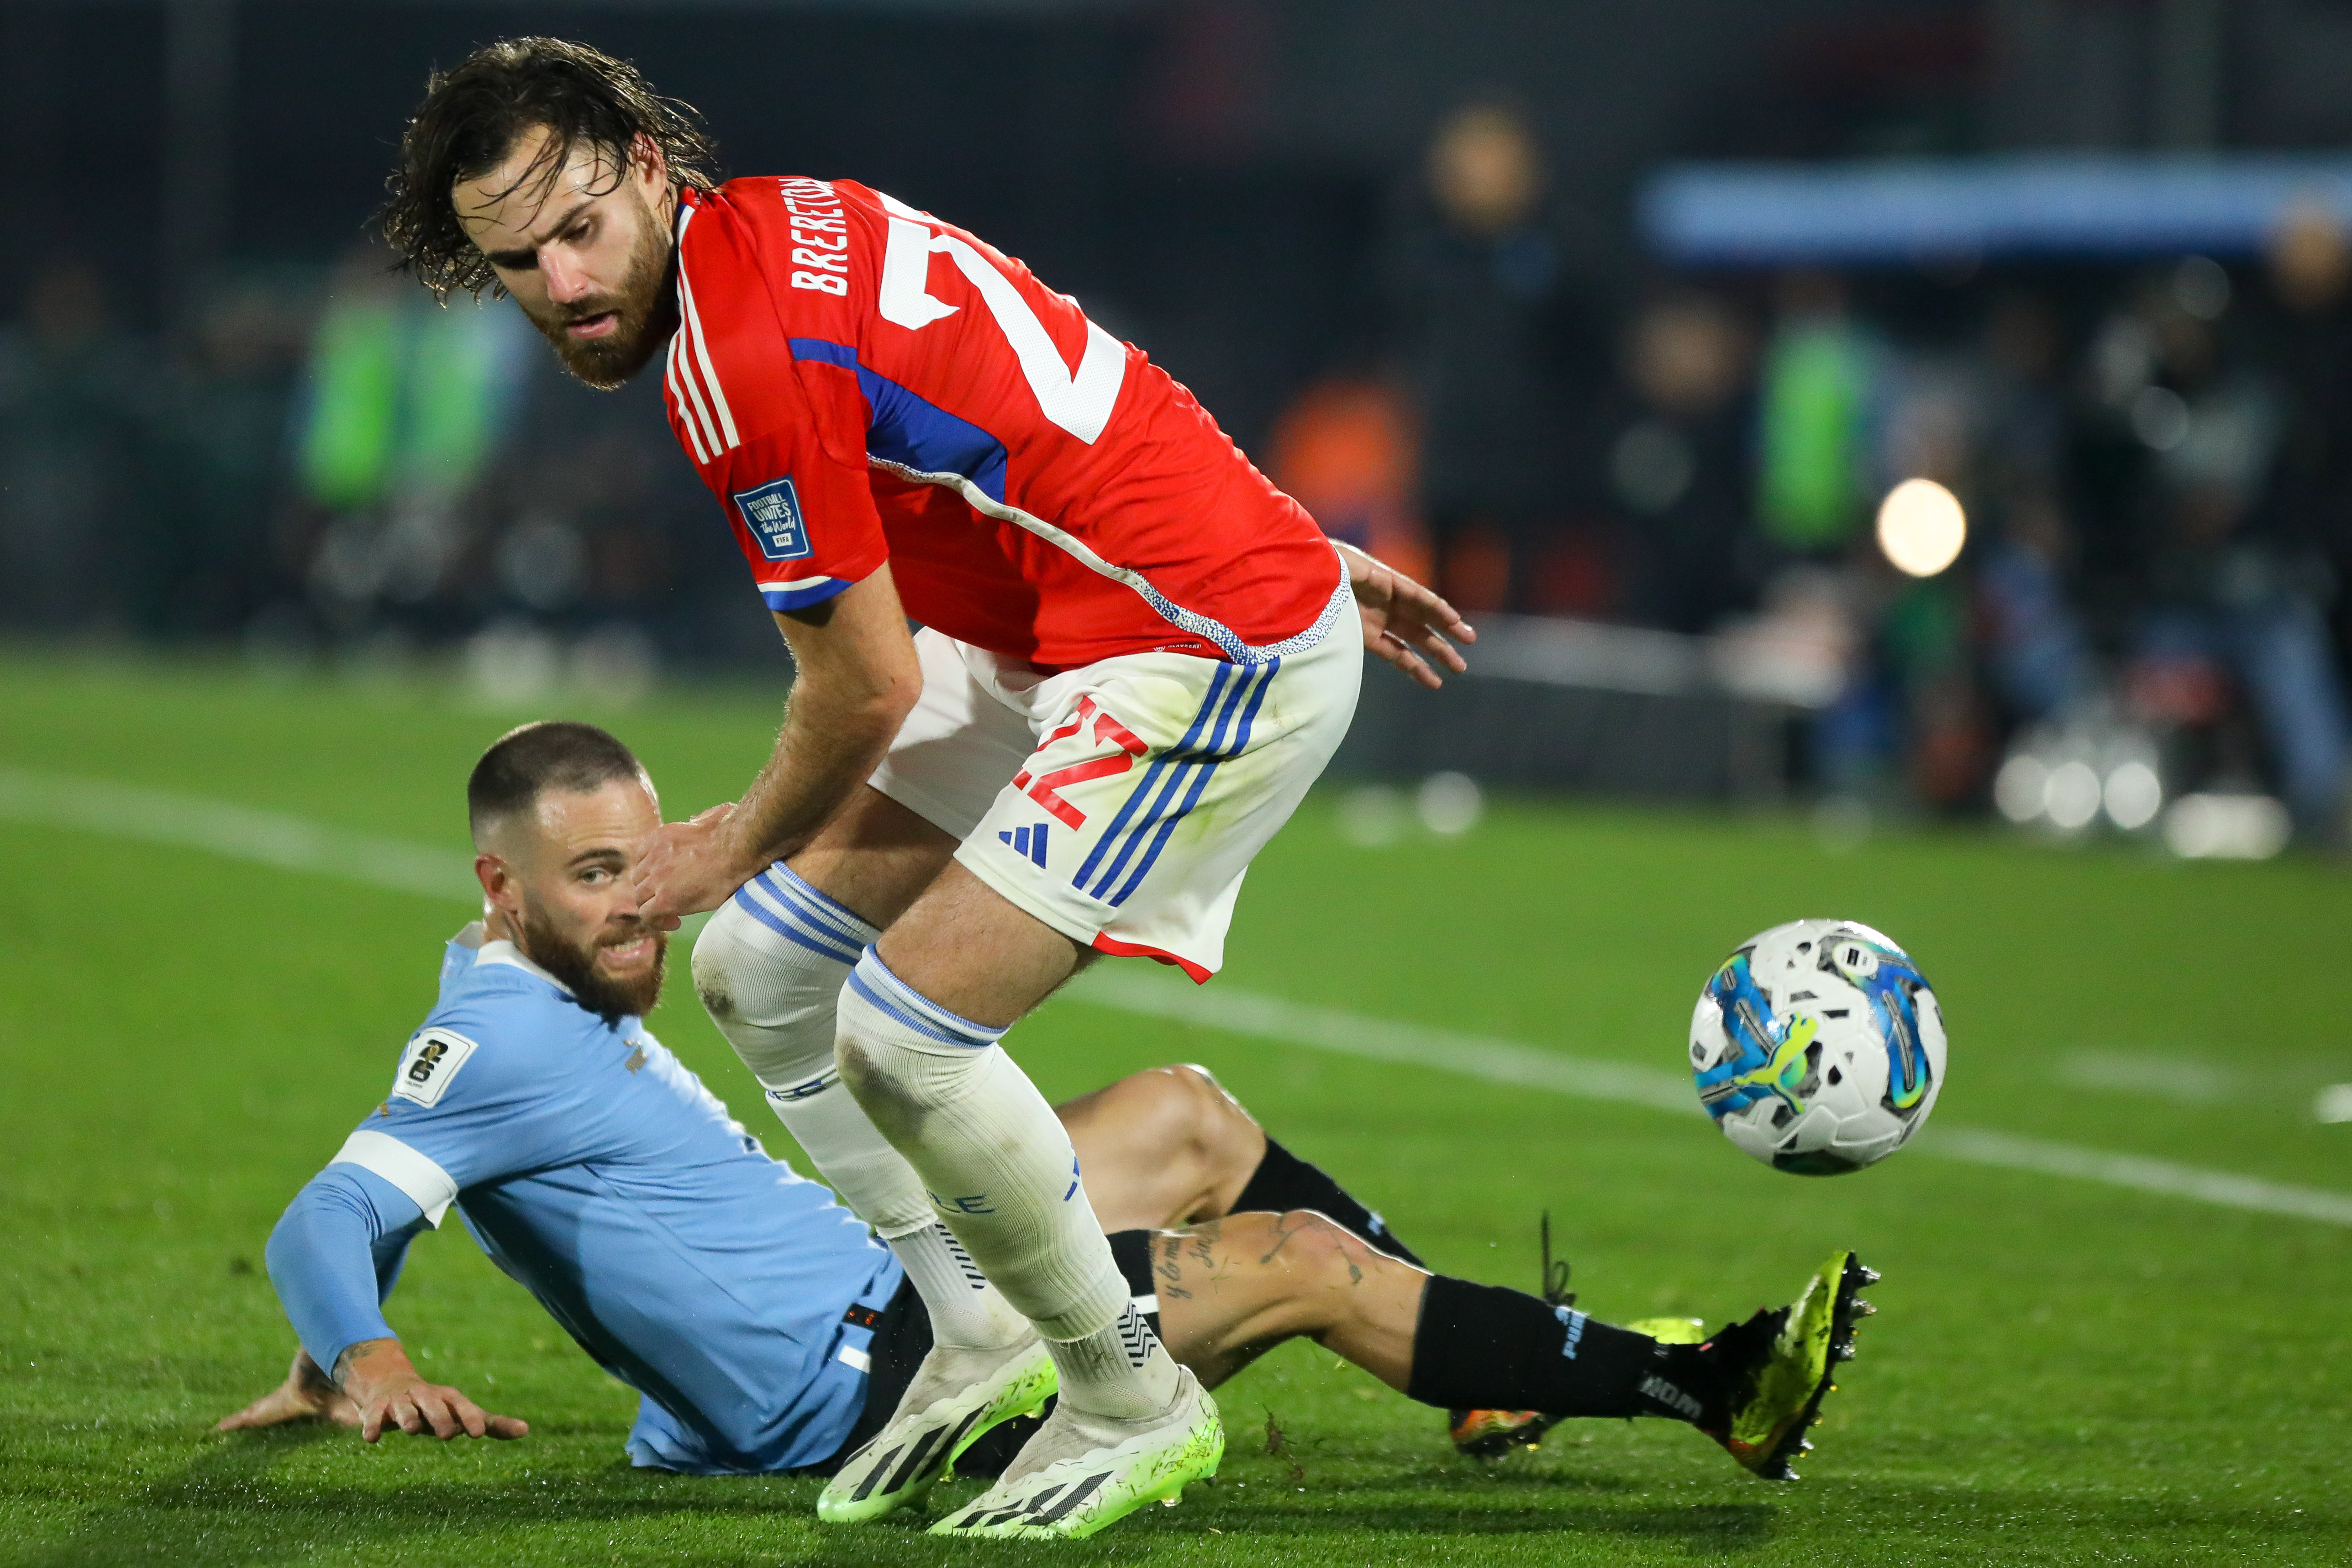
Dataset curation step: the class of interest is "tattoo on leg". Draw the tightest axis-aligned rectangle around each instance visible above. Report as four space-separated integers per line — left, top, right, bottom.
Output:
1152 1233 1194 1300
1258 1212 1312 1266
1155 1220 1238 1302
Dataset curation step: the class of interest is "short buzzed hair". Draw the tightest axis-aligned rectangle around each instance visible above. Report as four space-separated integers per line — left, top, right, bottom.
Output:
468 721 647 842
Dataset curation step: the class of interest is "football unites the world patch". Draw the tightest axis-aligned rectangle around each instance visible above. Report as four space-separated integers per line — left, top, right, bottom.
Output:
734 475 812 560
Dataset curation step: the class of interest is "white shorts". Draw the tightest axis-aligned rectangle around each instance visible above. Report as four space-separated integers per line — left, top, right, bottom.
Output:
867 616 1362 981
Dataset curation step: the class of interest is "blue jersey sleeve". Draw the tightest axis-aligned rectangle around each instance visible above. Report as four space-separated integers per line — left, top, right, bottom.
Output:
340 996 598 1199
272 988 598 1363
265 1164 429 1374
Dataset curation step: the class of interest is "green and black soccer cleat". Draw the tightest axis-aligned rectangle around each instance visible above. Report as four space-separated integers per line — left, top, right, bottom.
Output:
819 1337 1058 1523
928 1366 1223 1539
1697 1249 1875 1481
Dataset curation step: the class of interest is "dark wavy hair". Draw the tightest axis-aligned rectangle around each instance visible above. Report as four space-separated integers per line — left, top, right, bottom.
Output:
380 37 720 301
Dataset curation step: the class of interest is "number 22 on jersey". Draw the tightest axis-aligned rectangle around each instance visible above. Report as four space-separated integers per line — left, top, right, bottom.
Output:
873 192 1127 446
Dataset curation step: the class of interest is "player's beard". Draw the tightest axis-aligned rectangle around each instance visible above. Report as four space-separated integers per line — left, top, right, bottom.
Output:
523 201 679 391
521 905 668 1023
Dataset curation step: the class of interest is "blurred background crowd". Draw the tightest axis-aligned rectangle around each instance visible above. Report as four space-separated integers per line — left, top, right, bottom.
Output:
10 0 2352 848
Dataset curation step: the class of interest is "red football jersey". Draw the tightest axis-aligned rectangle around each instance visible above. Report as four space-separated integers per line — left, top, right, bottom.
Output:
661 177 1347 668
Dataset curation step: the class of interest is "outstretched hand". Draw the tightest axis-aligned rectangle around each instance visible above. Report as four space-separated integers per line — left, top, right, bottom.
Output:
220 1341 527 1443
1337 541 1475 689
341 1339 527 1443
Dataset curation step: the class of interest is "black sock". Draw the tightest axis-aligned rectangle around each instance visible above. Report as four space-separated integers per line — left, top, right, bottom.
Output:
1230 1137 1426 1268
1404 1276 1721 1424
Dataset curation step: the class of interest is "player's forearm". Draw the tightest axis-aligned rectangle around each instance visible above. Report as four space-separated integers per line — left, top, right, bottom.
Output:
723 662 913 868
720 574 921 870
267 1177 409 1378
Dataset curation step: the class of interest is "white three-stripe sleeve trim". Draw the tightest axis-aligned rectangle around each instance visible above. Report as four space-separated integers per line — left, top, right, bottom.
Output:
680 272 739 450
667 205 730 456
672 217 740 451
330 1130 460 1229
665 333 712 464
668 322 723 460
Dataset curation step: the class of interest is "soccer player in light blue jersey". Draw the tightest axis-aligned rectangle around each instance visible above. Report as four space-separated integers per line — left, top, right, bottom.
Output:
223 721 1870 1504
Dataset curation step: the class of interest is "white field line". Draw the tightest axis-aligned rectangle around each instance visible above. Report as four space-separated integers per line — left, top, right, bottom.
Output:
0 765 475 900
1067 960 2352 1230
8 764 2349 1229
1923 1127 2352 1226
1068 965 1703 1119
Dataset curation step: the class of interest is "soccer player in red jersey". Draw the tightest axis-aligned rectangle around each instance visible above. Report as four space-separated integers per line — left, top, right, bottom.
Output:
383 38 1473 1536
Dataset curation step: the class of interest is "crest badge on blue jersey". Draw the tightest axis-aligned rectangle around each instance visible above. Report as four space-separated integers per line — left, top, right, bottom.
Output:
734 476 811 561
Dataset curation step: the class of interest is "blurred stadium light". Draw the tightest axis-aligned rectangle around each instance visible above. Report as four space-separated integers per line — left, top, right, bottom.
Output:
1874 479 1966 579
1643 153 2352 264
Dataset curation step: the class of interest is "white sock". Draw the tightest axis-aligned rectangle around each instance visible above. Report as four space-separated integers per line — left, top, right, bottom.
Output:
1048 1301 1183 1421
887 1221 1031 1351
692 870 1025 1348
836 949 1180 1417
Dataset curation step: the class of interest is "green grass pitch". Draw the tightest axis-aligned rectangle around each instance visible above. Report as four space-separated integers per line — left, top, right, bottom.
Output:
3 652 2349 1565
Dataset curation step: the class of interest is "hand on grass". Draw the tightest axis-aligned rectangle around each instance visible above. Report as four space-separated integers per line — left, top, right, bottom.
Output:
632 801 751 928
216 1347 358 1431
334 1339 528 1443
1337 540 1475 689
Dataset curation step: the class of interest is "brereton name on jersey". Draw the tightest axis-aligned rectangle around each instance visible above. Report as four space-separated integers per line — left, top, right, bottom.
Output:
661 176 1349 671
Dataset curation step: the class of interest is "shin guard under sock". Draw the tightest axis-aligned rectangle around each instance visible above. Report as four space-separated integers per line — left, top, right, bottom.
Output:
837 948 1180 1416
693 875 934 1235
1404 1276 1719 1424
695 879 1026 1348
1231 1137 1426 1268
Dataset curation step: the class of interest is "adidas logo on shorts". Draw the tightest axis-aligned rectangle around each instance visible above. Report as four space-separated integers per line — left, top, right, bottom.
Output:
998 822 1050 868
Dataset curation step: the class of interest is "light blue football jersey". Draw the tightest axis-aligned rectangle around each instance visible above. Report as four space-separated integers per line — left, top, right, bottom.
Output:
265 923 901 1473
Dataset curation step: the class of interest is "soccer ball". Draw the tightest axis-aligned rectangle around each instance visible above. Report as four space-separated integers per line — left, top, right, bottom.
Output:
1689 919 1946 1176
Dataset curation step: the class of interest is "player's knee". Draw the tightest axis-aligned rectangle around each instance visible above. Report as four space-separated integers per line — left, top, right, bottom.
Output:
832 971 983 1141
690 900 770 1024
1090 1065 1260 1200
1159 1064 1264 1198
1267 1209 1363 1280
691 901 838 1085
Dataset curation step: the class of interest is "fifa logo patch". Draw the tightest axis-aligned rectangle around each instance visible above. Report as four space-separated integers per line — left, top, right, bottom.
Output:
733 476 812 561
